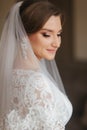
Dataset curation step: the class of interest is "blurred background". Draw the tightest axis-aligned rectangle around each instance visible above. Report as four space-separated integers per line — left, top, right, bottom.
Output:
0 0 87 130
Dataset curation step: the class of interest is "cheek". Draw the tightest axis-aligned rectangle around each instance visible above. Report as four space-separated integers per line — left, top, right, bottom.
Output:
29 35 52 52
29 37 40 50
31 40 44 54
33 39 48 50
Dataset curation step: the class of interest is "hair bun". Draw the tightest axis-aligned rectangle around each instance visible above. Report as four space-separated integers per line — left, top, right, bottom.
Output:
20 0 48 14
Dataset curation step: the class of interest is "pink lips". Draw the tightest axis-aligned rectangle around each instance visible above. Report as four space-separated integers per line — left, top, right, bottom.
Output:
46 49 57 53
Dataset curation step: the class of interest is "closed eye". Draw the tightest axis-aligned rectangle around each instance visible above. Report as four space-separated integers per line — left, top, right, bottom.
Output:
42 33 50 37
57 33 62 37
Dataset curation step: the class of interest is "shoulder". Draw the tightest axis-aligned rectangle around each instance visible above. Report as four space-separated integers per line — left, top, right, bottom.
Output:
12 69 48 81
12 69 54 101
12 69 50 88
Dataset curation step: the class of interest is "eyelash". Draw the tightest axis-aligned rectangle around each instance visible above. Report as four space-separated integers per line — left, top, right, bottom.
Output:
57 33 62 37
42 33 62 38
42 33 50 37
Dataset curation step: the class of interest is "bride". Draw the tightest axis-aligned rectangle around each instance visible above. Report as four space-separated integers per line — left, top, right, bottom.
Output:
0 0 72 129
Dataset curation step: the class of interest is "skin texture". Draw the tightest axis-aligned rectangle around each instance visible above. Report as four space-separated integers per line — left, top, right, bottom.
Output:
29 16 62 60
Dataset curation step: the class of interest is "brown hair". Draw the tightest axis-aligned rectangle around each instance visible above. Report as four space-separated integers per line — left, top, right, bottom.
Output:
20 0 64 34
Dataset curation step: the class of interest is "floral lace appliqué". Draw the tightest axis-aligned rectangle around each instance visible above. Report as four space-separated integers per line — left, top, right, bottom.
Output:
0 69 72 130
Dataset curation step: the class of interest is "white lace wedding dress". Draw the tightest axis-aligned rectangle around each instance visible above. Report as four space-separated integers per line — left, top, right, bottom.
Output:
0 69 72 130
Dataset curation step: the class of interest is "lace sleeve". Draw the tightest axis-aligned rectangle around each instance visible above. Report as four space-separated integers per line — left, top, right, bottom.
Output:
5 70 65 130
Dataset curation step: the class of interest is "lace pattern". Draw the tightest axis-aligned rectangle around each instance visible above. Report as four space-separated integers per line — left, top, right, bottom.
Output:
0 69 72 130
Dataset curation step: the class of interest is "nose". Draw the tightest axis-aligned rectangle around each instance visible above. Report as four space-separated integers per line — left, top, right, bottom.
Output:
52 36 61 48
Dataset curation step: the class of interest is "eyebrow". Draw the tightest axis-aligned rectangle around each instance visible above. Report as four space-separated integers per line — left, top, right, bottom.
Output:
41 28 62 33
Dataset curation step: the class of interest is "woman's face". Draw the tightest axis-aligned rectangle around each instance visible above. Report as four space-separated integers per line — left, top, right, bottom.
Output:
29 15 62 60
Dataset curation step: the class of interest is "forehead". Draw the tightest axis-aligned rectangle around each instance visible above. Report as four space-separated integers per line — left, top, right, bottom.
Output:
42 16 62 31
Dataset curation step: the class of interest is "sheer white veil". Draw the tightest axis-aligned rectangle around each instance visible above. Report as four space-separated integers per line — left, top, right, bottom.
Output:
0 1 66 120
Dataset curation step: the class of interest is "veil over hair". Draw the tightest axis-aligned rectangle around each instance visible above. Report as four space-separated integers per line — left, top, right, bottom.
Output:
0 1 66 121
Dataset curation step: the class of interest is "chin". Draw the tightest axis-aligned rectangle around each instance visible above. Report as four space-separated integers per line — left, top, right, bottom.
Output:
46 56 55 60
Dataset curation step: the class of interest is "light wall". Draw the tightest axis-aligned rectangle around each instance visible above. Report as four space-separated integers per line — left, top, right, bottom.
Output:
73 0 87 61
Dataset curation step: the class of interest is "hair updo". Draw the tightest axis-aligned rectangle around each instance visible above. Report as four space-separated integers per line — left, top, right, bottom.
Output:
20 0 64 34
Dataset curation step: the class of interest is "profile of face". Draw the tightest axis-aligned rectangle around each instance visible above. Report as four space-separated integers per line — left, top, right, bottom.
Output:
29 15 62 60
